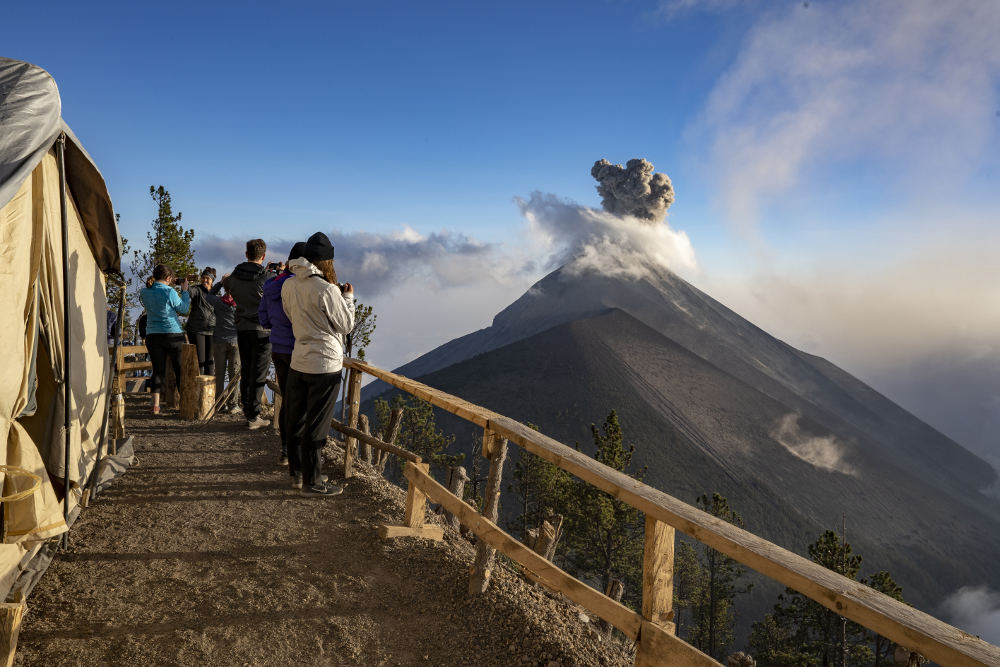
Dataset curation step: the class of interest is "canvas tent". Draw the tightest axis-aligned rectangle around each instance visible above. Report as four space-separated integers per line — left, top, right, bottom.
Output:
0 57 123 599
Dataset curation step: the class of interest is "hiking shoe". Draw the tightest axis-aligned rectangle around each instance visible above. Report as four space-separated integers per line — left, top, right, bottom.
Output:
291 473 303 489
301 483 343 497
248 416 270 430
278 455 288 466
229 405 243 415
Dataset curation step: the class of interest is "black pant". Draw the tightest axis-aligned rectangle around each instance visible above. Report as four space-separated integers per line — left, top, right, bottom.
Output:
272 351 292 459
236 330 272 420
146 333 186 393
285 368 342 486
188 331 215 375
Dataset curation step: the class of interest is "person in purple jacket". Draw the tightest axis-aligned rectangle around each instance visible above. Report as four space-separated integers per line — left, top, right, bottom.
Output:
259 241 307 467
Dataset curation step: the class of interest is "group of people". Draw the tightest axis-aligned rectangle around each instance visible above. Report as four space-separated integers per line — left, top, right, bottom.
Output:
138 231 354 497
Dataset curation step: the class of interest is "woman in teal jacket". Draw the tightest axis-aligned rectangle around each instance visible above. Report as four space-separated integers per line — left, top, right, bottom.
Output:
140 264 191 415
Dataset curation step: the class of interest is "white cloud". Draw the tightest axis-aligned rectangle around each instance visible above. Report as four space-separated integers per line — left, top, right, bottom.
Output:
696 0 1000 233
940 586 1000 646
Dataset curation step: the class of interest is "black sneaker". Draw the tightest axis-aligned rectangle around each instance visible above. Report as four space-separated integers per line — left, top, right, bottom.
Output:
278 455 289 466
291 473 303 489
301 483 343 497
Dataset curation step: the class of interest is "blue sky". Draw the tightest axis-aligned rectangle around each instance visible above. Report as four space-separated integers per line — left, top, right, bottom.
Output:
7 1 1000 466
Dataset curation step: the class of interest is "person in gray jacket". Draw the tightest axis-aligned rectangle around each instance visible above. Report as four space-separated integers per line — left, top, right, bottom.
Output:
209 285 241 413
186 266 222 375
282 232 355 496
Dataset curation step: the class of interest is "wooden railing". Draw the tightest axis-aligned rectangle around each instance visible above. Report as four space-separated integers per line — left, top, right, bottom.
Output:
336 358 1000 667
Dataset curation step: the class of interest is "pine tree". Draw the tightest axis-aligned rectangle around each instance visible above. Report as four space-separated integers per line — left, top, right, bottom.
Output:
863 571 904 666
395 395 458 473
673 540 706 638
688 493 751 659
562 410 646 603
130 185 196 303
350 301 376 360
507 423 572 544
750 530 875 666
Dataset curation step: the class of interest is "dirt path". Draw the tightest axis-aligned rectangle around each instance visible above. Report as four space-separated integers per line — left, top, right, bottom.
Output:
15 399 633 666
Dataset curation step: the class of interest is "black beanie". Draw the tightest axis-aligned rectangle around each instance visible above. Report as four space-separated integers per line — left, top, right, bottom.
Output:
287 241 307 264
303 232 334 263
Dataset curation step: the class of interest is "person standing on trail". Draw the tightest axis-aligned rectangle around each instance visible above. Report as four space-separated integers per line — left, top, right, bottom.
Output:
209 282 241 414
186 266 222 375
139 264 191 416
259 241 307 467
223 239 278 430
282 232 355 496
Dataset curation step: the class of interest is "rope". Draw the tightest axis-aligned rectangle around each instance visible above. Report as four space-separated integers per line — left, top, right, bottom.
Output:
0 465 42 502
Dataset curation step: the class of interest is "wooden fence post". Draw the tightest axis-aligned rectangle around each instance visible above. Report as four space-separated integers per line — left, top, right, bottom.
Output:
636 515 677 666
377 461 443 540
601 579 625 637
342 366 362 478
469 428 508 595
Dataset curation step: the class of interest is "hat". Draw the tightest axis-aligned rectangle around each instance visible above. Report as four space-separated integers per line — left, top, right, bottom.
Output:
201 266 216 278
287 241 307 264
303 232 334 263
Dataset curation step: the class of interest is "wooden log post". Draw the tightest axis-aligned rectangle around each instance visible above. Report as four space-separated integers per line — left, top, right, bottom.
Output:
444 465 468 531
110 393 125 442
342 366 363 479
178 344 202 419
377 461 444 540
193 375 216 421
469 429 508 595
0 592 26 667
636 515 678 666
358 414 372 464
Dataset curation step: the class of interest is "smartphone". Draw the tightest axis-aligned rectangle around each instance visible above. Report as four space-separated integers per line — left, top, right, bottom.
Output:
267 262 280 272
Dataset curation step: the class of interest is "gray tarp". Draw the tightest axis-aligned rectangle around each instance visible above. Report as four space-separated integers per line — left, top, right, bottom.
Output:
0 58 122 272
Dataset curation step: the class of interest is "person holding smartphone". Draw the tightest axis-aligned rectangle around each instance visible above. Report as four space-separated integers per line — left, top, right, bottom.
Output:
139 264 191 415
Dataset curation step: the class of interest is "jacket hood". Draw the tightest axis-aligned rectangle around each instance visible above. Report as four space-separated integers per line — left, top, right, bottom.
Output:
233 261 266 280
288 257 320 276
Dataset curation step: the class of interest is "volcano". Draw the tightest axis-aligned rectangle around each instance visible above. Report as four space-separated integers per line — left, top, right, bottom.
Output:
376 261 1000 622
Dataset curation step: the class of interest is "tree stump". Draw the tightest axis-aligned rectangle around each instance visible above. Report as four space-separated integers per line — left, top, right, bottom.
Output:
0 592 26 667
444 466 468 531
193 375 215 421
359 414 372 464
178 345 201 419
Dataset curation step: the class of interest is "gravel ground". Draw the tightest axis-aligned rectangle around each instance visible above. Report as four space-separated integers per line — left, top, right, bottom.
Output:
15 397 634 666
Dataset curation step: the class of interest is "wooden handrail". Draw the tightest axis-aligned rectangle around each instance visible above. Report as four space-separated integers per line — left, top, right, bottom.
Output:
345 358 1000 666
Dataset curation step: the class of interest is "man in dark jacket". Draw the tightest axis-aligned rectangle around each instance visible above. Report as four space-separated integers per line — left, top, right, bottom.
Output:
186 266 222 375
223 239 277 430
210 287 241 414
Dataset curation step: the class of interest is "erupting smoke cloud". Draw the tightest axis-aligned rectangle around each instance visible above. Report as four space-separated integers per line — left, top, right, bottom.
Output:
591 158 675 223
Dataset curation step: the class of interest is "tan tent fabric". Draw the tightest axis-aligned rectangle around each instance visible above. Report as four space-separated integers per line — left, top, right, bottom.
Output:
0 57 121 600
0 150 111 548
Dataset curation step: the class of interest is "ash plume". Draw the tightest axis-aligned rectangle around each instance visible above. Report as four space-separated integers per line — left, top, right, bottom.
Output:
591 158 675 223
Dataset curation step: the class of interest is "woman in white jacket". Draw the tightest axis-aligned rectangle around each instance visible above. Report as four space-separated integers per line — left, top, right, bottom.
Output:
281 232 355 496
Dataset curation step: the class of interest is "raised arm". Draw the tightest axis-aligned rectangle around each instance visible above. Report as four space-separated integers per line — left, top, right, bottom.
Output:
320 284 355 335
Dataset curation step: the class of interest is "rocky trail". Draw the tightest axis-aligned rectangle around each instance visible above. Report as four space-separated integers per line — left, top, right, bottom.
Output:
15 398 633 666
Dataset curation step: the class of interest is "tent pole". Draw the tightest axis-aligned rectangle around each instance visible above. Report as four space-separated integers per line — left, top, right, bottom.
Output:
57 134 72 549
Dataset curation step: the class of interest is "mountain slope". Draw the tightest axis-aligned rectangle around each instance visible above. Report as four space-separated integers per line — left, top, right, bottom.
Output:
404 307 1000 617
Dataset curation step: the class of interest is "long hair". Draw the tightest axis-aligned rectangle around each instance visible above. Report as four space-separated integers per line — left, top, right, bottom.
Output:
314 259 337 285
152 264 174 282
